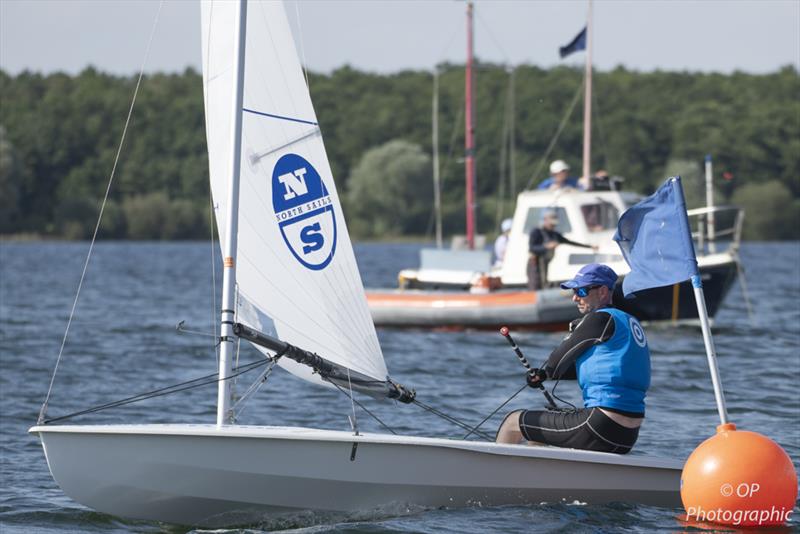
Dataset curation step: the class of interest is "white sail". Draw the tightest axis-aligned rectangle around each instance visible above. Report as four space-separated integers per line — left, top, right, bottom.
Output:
201 0 386 385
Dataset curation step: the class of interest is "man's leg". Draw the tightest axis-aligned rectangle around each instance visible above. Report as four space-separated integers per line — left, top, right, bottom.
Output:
496 410 525 444
527 257 540 290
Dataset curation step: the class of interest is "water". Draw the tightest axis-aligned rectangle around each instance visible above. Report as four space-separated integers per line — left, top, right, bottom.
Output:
1 241 798 533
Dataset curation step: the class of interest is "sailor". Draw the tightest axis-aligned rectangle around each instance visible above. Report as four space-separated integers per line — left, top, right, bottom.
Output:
493 218 513 268
496 263 651 454
537 160 581 190
527 210 596 290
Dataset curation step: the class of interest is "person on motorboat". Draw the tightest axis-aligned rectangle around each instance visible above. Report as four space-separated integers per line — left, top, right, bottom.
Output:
496 263 651 455
527 210 596 290
537 160 581 190
493 218 513 268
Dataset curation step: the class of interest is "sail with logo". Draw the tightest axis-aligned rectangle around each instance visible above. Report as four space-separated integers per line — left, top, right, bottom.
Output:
202 0 406 398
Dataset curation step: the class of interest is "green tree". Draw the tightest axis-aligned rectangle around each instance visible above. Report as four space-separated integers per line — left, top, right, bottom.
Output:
0 125 24 232
345 139 432 238
731 181 800 240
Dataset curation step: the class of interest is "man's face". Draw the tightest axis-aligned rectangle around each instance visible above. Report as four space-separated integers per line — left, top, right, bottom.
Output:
572 285 609 314
554 170 569 183
543 215 557 229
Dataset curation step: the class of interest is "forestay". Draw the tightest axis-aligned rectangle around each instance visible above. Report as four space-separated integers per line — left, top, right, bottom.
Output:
201 0 386 387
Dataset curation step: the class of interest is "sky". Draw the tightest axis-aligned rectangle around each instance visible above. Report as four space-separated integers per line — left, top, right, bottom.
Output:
1 0 799 76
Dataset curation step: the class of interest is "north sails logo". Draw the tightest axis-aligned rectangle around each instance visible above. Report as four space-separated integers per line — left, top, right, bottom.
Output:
272 153 336 270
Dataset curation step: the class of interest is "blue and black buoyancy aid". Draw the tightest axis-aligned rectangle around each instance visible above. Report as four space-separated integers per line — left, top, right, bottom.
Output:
575 307 651 414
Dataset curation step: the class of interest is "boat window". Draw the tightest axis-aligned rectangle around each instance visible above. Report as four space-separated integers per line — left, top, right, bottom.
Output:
581 202 619 232
523 207 571 234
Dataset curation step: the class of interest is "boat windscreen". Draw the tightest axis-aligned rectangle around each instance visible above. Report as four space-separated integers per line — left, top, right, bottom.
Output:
523 207 571 234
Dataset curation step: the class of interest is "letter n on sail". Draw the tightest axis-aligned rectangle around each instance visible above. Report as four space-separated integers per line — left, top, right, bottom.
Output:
272 153 337 270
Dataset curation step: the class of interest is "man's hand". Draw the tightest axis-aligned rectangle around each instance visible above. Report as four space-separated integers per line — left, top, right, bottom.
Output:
545 241 558 250
526 368 546 388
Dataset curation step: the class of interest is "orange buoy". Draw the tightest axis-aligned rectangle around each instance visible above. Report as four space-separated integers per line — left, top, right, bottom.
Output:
681 422 798 527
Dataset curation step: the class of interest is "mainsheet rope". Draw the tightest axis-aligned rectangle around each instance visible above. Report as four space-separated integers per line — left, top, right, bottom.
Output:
38 0 165 425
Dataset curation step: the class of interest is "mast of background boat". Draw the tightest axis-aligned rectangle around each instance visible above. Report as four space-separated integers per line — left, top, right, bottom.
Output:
216 0 247 426
432 67 443 249
705 154 716 253
465 0 476 249
581 0 593 185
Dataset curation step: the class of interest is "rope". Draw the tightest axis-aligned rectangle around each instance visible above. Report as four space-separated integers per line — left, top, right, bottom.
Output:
232 356 279 420
463 384 527 440
524 79 584 191
41 358 271 425
38 0 165 425
332 383 397 435
412 399 494 441
346 367 358 432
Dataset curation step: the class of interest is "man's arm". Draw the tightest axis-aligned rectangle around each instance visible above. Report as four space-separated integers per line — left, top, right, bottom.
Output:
555 232 594 249
541 311 615 379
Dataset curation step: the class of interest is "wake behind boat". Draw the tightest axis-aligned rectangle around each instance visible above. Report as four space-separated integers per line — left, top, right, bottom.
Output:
30 0 683 527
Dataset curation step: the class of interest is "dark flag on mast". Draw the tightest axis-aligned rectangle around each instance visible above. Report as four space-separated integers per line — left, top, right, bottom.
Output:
559 26 587 58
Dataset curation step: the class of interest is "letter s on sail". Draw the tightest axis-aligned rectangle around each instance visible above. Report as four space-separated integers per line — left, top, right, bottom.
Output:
272 153 337 271
300 223 324 254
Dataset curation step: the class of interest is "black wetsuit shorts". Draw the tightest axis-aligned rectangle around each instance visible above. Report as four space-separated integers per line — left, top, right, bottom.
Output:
518 407 639 454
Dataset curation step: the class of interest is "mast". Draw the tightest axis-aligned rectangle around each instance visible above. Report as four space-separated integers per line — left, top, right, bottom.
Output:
465 0 476 250
509 68 516 198
217 0 247 426
581 0 593 185
705 154 716 252
432 68 443 249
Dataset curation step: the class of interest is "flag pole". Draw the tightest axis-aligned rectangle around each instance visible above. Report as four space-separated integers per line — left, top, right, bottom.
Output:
671 177 729 425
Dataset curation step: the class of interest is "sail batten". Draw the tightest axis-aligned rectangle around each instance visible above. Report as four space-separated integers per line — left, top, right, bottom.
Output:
243 108 319 126
202 0 388 387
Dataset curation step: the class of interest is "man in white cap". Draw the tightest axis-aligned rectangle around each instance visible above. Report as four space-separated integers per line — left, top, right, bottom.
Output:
493 218 513 268
537 160 580 190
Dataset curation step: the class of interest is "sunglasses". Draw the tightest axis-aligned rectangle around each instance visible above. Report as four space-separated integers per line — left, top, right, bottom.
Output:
573 285 602 298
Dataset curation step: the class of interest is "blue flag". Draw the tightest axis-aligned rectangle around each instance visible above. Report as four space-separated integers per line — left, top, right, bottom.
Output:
559 27 587 58
613 177 699 297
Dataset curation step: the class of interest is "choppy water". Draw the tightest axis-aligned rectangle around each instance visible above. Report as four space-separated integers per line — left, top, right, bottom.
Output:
1 241 798 533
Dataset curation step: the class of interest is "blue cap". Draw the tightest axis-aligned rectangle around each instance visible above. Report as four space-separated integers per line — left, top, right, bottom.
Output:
560 263 618 290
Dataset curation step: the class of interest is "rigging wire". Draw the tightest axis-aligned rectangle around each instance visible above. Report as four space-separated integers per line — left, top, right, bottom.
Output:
332 383 397 435
412 399 494 441
462 383 527 440
41 358 272 425
345 368 359 433
37 0 165 425
232 355 280 421
591 81 610 171
204 0 219 371
494 68 514 228
292 0 312 92
474 9 511 64
524 79 584 191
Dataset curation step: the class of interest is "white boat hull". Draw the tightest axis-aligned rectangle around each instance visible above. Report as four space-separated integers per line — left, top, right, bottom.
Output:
31 424 683 527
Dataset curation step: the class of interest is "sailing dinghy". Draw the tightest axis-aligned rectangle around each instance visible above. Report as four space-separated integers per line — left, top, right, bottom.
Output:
30 0 682 527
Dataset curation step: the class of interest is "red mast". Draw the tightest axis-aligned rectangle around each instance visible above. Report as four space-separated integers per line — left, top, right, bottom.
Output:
465 0 476 250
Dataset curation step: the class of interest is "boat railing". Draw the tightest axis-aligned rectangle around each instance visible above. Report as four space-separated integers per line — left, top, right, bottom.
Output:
686 205 744 256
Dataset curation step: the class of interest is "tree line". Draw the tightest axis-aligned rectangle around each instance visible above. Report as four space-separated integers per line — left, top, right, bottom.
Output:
1 64 798 240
